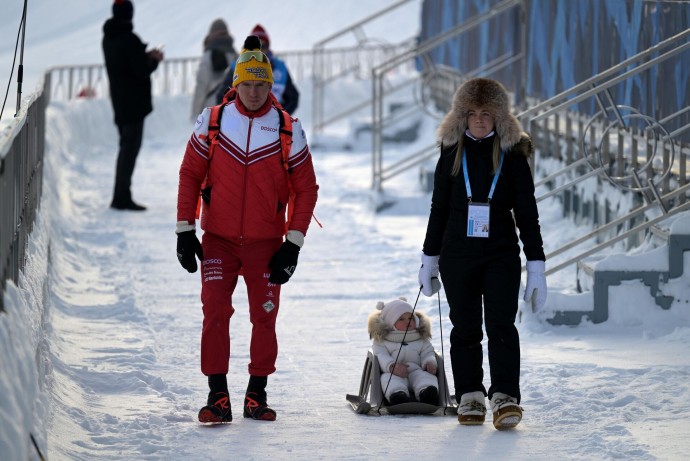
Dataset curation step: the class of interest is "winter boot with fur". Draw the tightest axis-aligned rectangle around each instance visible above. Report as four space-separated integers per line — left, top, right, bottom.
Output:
490 392 522 430
458 391 486 425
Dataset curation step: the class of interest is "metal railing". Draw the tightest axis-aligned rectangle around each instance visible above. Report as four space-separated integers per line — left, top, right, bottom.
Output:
518 28 690 274
44 46 404 103
0 75 48 311
311 0 419 135
543 184 690 276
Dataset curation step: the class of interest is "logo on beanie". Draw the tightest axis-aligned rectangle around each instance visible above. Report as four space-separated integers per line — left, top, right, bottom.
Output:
246 67 269 80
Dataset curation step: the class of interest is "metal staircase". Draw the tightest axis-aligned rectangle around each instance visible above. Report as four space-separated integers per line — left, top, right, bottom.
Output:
518 28 690 324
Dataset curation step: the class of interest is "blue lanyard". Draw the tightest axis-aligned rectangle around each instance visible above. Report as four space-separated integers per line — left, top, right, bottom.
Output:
462 148 505 203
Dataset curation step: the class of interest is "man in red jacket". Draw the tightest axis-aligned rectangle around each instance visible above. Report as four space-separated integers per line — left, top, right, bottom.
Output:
176 35 319 424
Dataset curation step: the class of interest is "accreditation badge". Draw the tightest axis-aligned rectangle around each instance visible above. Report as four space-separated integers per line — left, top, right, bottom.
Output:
467 203 490 238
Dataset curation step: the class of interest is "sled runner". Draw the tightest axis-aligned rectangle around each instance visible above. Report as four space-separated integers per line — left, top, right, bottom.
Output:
346 349 457 416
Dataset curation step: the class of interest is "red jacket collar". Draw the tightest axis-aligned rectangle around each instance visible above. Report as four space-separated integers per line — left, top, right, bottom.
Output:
235 95 272 118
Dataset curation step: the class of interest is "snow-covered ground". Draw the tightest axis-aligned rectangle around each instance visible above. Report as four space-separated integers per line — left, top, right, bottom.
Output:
2 1 690 460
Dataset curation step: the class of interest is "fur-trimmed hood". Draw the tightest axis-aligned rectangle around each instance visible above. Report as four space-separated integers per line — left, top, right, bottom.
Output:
436 77 531 154
368 310 432 343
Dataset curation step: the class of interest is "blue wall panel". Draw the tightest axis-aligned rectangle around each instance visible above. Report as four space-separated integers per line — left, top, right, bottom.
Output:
419 0 690 137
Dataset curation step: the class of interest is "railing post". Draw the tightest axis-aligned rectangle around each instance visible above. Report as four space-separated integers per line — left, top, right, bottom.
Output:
312 45 323 135
516 0 527 110
372 67 382 190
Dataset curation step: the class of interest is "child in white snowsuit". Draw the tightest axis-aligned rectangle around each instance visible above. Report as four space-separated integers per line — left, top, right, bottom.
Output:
368 298 439 405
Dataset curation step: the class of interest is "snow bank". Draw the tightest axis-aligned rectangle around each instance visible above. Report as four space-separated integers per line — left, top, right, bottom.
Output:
0 210 51 460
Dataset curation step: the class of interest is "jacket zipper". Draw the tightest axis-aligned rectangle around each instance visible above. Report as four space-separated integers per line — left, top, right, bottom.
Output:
239 117 253 246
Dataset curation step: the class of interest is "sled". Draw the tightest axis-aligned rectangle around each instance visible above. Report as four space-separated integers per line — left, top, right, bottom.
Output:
346 349 457 416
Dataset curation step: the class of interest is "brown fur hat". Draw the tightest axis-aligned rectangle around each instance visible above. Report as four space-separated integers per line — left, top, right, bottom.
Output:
436 77 527 152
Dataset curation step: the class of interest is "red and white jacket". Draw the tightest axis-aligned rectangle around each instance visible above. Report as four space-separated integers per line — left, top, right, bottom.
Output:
177 98 318 243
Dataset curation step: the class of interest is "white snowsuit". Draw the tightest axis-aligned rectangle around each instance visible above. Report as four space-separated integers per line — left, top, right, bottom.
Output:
368 310 439 402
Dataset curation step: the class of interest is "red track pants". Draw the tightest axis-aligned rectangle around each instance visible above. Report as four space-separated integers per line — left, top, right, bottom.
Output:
199 232 283 377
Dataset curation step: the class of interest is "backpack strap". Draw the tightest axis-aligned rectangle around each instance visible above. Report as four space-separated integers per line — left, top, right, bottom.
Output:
194 90 232 219
206 105 223 158
272 93 293 174
206 87 236 157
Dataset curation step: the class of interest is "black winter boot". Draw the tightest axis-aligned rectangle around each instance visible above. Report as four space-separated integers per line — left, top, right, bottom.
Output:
243 375 276 421
388 391 410 405
419 386 439 405
198 391 232 424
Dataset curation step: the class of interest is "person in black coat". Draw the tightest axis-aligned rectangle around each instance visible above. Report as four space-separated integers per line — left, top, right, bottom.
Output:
102 0 163 211
418 78 547 430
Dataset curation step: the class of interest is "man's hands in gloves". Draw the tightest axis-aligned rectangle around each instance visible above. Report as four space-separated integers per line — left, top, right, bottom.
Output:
269 231 304 284
524 260 547 311
418 253 441 296
177 230 203 273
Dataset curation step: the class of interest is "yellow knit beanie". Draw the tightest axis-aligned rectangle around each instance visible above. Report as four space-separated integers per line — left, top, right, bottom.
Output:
233 35 273 87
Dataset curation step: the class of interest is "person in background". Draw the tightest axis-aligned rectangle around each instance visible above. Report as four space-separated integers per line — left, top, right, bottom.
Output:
176 35 318 424
368 298 439 406
215 24 299 114
102 0 163 211
190 18 238 120
418 77 547 430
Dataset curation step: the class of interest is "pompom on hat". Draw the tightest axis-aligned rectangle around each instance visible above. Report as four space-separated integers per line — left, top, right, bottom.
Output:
251 24 270 49
112 0 134 22
377 297 414 328
232 35 273 87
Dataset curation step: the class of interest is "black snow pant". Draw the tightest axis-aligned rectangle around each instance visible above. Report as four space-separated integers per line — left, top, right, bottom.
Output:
111 120 144 206
440 250 522 403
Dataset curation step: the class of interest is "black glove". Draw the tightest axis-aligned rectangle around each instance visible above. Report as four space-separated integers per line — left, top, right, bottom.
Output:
269 240 300 284
176 231 203 273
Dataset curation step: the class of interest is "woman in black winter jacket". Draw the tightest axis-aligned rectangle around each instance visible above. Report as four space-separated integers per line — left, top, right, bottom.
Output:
417 78 547 430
